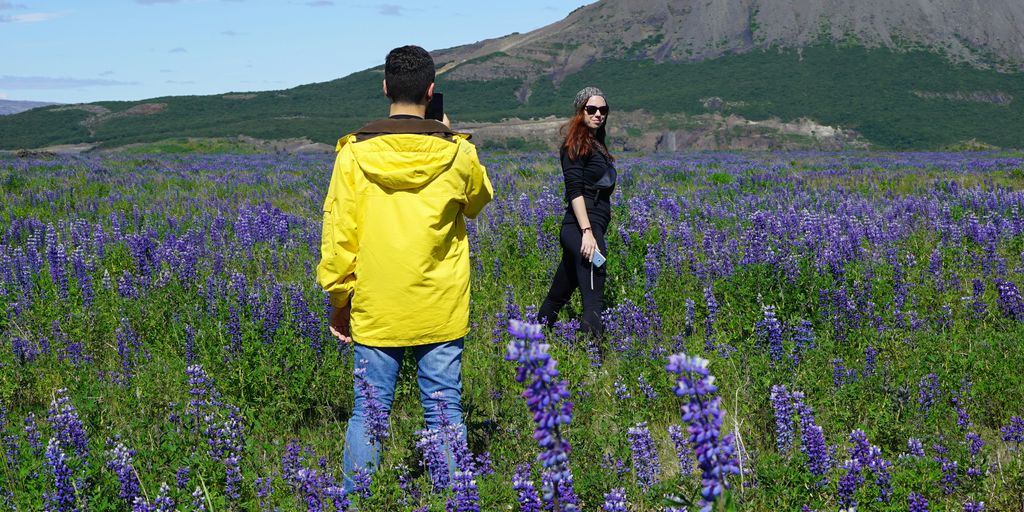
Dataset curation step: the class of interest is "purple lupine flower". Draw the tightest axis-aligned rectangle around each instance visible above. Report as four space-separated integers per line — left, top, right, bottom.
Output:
792 391 831 481
506 319 576 511
512 463 542 512
628 422 660 492
152 482 175 512
613 378 631 400
939 458 959 494
259 282 283 344
352 466 372 500
995 279 1024 320
415 428 450 491
908 437 925 457
117 270 138 299
863 346 878 377
113 318 141 386
1001 416 1024 447
184 325 196 365
354 364 390 447
963 501 985 512
668 424 694 475
790 319 815 367
191 486 206 511
106 441 141 503
703 286 718 352
832 358 856 388
24 413 43 456
970 279 987 318
755 303 784 365
281 439 302 484
599 454 631 478
637 374 657 400
474 452 494 476
223 455 242 503
71 245 93 309
395 463 421 506
290 287 323 357
770 385 794 453
43 438 77 512
908 492 929 511
541 469 579 510
325 485 350 512
602 487 627 511
449 470 480 511
918 373 940 417
176 466 190 490
837 458 864 510
47 388 89 460
665 353 740 511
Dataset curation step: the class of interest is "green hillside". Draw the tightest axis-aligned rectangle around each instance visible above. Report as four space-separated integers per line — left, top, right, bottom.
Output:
1 46 1022 150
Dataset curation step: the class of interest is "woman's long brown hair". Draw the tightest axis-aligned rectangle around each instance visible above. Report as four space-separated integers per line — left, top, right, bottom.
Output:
561 106 613 161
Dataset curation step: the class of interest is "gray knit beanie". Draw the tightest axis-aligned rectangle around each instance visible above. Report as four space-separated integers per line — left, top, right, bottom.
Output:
573 86 605 111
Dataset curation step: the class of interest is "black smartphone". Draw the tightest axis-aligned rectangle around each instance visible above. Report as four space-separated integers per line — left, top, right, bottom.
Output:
426 92 444 121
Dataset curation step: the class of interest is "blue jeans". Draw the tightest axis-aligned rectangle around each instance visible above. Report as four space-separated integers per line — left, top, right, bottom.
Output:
342 338 465 492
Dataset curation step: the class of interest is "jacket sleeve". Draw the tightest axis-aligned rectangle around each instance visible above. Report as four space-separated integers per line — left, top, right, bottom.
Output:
560 147 586 201
460 140 493 219
316 146 359 308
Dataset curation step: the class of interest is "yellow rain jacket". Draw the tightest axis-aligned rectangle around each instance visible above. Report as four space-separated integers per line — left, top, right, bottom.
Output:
316 118 493 347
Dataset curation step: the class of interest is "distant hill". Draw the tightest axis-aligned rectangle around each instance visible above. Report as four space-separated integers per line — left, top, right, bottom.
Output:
0 100 58 116
1 0 1023 150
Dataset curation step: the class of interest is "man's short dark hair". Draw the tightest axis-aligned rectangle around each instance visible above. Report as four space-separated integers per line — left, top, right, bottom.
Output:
384 45 436 104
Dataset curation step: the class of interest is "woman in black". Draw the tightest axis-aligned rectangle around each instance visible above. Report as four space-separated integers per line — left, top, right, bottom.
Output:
538 87 616 337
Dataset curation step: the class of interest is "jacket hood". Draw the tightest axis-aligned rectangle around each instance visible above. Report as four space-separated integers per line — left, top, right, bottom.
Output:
346 118 461 191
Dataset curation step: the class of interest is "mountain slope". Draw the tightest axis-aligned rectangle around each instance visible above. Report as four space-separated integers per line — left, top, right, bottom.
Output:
1 0 1023 150
435 0 1024 84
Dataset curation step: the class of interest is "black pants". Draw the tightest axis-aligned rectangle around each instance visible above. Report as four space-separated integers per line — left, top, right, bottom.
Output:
538 222 607 337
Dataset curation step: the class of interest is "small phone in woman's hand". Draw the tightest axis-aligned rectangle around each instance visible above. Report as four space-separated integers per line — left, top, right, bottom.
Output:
591 250 606 267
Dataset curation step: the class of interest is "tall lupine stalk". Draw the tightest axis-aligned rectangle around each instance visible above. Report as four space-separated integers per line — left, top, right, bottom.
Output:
770 385 794 453
505 319 577 512
755 303 784 366
702 286 718 353
791 391 831 483
665 353 740 511
628 422 660 491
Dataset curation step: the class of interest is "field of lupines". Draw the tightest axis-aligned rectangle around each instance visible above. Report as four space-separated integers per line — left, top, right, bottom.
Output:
2 150 1024 511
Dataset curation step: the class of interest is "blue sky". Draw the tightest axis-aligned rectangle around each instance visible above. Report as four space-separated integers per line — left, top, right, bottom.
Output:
1 0 588 103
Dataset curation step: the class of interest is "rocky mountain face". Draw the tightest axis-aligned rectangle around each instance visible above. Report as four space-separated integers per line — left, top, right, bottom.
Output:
435 0 1024 87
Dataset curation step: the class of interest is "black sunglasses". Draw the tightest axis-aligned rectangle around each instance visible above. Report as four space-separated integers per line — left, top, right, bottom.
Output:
584 105 609 115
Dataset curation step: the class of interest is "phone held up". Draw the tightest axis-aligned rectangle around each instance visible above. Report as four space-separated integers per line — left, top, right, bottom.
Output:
426 92 444 121
591 249 606 267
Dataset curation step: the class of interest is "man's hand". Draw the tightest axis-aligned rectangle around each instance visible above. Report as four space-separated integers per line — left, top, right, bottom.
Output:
441 113 451 129
329 303 353 344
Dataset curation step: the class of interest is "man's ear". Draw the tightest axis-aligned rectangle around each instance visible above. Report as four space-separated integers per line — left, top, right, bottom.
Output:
425 82 435 102
382 79 389 99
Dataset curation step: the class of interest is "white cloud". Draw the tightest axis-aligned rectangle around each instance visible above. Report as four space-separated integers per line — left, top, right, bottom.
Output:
0 92 8 100
169 47 187 53
306 0 333 6
0 75 138 90
0 10 69 23
136 0 182 4
0 2 28 9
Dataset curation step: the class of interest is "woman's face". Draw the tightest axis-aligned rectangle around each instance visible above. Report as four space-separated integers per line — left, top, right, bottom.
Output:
583 96 608 130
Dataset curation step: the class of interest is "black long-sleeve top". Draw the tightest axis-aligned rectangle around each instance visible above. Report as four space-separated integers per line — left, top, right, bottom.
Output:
560 146 615 228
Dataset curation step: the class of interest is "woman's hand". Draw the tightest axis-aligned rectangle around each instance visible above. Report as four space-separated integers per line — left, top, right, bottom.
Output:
329 303 352 344
580 229 598 261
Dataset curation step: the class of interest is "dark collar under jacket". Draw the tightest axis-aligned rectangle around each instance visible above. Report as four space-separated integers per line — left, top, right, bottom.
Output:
354 118 462 142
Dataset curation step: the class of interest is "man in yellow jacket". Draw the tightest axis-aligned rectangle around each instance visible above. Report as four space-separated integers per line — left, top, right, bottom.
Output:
317 45 493 492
